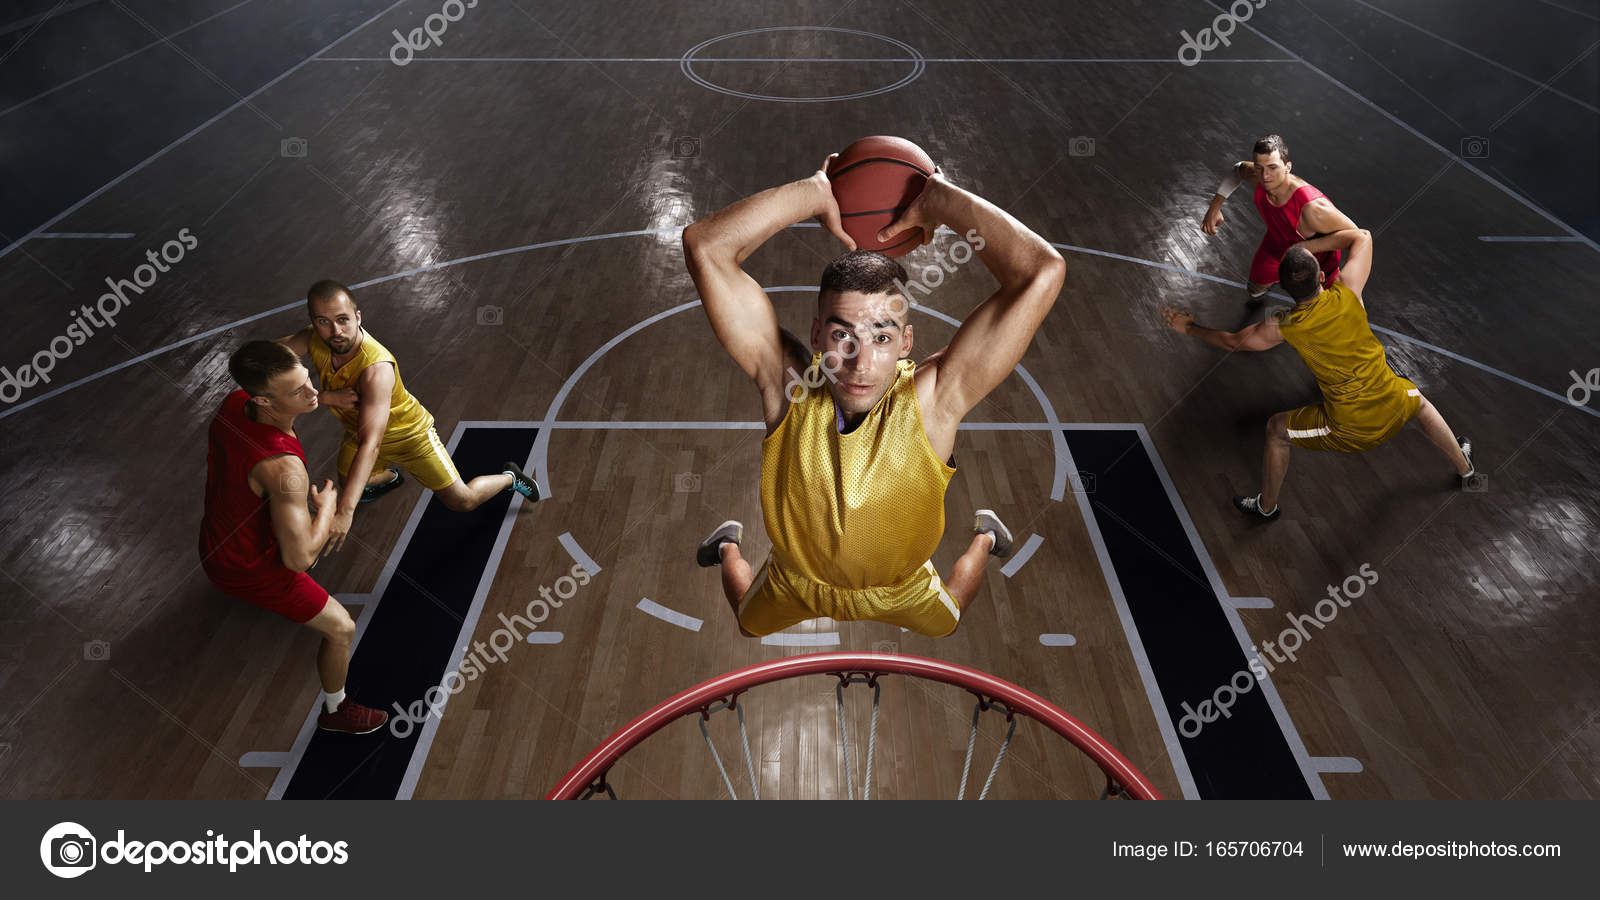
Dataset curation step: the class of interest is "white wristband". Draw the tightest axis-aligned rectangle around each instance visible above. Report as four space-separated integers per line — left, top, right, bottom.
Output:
1215 166 1243 199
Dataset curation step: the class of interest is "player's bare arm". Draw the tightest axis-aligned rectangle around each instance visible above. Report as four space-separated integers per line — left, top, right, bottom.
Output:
683 155 856 434
877 174 1065 435
254 454 338 573
1161 302 1285 352
276 326 357 408
1201 161 1262 235
1294 227 1373 297
325 361 394 555
1296 197 1359 240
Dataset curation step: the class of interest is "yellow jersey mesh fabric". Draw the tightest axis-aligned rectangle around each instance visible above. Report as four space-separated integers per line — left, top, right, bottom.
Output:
760 354 956 589
1277 282 1420 449
307 329 434 443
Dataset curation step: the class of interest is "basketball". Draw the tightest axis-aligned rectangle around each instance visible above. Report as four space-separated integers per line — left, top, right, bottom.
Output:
826 135 937 258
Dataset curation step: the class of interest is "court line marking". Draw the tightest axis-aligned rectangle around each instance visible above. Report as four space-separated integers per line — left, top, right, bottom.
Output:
525 631 564 644
1310 756 1365 774
0 0 409 261
1194 0 1600 255
1038 633 1077 647
32 232 135 239
760 632 842 646
999 533 1044 578
7 226 1589 426
312 56 1299 63
1224 596 1276 610
556 531 602 577
237 751 288 768
1477 235 1589 242
1127 423 1336 798
637 597 703 632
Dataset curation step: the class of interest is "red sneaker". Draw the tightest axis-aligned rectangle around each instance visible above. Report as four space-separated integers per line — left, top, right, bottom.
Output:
317 698 389 734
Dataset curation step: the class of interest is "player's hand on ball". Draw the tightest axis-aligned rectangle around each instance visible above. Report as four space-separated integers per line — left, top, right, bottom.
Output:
1161 302 1194 334
876 168 945 249
1201 207 1224 236
811 153 857 251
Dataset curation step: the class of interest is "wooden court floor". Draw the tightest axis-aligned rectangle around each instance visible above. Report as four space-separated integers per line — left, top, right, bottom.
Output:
0 0 1596 800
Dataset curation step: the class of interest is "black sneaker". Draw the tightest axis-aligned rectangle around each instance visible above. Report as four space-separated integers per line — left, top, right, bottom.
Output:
502 461 542 501
1457 437 1483 491
973 509 1013 558
696 520 742 567
1233 494 1281 521
360 467 403 504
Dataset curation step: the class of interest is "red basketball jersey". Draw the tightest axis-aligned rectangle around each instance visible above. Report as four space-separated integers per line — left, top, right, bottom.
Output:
1254 182 1341 275
198 390 306 574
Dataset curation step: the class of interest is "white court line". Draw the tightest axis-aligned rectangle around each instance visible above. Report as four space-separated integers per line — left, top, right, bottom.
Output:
1195 0 1600 255
1477 235 1589 242
1223 596 1275 610
999 533 1044 578
760 632 842 647
313 56 1298 63
557 531 602 577
636 597 703 632
1038 633 1077 647
238 751 288 769
0 0 409 261
525 632 564 644
33 232 135 239
1310 757 1365 774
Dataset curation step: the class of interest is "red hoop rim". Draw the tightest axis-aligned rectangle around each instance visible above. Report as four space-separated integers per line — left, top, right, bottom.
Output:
546 652 1162 800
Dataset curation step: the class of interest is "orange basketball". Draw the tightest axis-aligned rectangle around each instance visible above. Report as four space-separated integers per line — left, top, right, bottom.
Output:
826 136 937 258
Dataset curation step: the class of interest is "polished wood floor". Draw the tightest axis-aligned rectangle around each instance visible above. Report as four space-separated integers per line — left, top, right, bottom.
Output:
1 0 1596 800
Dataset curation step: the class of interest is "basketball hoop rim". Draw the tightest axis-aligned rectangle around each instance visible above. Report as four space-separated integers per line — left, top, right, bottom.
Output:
546 652 1162 800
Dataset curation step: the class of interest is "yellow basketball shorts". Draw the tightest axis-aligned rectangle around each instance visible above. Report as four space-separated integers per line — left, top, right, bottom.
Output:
338 426 461 491
737 556 962 638
1286 380 1423 453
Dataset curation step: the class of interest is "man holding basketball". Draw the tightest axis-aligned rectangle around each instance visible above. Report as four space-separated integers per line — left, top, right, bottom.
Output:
1200 134 1359 301
683 152 1066 638
276 280 542 555
199 341 387 733
1161 228 1476 519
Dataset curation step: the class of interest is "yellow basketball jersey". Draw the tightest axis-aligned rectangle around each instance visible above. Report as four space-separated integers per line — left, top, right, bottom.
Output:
307 329 433 441
760 354 956 589
1277 283 1408 410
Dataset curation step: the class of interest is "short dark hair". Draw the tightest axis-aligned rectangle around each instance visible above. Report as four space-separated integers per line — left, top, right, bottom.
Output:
307 279 355 316
1253 134 1290 165
229 340 301 396
1278 248 1322 301
818 250 908 318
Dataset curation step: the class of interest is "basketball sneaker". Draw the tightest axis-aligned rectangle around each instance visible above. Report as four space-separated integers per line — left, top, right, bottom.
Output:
696 520 742 567
502 462 542 501
1233 494 1281 521
317 697 389 734
973 509 1014 558
360 467 403 503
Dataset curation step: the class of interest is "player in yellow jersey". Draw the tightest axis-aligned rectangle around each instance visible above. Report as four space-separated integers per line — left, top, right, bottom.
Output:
683 155 1066 638
277 280 542 554
1161 228 1476 520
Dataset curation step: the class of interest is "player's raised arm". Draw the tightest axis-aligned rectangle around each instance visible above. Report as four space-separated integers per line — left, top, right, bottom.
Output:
1201 161 1260 235
1293 228 1373 297
878 174 1064 421
682 155 855 419
258 455 337 572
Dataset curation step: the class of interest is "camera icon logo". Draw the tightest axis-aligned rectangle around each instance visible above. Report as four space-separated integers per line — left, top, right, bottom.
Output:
870 640 899 655
1074 470 1098 493
1463 472 1489 493
1460 135 1489 159
1068 136 1096 157
672 136 700 159
476 305 503 325
280 137 308 158
40 822 96 878
673 472 702 493
83 640 111 661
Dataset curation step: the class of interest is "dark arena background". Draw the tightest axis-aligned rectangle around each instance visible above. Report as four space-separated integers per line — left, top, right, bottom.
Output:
0 0 1596 888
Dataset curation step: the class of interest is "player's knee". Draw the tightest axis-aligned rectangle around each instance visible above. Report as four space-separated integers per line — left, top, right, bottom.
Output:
437 486 470 511
1266 413 1291 441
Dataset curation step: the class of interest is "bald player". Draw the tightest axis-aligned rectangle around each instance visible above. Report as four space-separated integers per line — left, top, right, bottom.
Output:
277 280 542 554
1161 228 1476 519
683 154 1066 638
1201 134 1359 303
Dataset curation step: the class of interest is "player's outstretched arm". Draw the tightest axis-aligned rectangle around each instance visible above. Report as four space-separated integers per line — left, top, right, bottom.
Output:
257 454 337 572
683 155 855 425
878 174 1065 421
1161 302 1284 352
1201 161 1260 235
325 362 395 556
